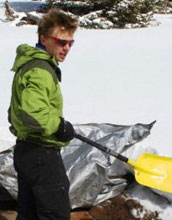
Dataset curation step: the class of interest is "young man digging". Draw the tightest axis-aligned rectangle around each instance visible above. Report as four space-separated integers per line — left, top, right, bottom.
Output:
8 9 78 220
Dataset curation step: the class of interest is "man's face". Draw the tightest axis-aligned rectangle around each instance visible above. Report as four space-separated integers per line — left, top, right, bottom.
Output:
40 27 75 62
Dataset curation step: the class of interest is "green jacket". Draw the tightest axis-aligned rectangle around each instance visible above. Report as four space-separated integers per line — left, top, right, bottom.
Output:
9 44 68 147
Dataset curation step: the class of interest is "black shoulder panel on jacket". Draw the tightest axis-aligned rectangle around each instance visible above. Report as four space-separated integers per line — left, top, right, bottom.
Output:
20 59 61 84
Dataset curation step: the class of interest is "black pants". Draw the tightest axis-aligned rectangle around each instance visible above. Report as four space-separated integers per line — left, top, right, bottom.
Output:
14 140 71 220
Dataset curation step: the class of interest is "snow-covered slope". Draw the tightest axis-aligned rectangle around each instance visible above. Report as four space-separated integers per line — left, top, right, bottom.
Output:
1 1 172 156
0 1 172 219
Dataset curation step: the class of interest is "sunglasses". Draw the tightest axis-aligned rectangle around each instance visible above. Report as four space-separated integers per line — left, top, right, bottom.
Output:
49 36 74 47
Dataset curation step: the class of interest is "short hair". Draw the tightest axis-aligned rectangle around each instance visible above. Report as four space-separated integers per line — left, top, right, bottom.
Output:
38 8 78 38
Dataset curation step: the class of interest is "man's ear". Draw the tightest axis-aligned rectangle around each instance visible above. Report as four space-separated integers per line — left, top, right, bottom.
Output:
40 34 46 46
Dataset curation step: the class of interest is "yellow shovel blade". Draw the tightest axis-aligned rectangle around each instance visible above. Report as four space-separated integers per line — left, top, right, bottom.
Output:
128 153 172 193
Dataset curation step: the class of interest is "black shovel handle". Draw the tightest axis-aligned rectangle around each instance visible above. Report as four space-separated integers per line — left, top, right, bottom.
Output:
74 133 128 163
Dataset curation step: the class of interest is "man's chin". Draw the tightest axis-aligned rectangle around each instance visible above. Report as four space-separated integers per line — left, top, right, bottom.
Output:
57 56 66 62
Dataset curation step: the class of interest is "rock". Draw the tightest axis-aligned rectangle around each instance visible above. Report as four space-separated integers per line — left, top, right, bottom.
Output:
16 12 41 26
0 211 17 220
71 211 94 220
0 210 93 220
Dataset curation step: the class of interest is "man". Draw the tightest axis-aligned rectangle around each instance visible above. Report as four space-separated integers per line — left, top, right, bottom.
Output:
8 9 78 220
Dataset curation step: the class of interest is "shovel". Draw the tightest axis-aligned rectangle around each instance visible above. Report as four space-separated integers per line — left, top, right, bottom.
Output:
74 133 172 193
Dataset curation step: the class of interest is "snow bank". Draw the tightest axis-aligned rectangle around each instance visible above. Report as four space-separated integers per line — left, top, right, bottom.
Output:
1 1 172 218
0 127 15 152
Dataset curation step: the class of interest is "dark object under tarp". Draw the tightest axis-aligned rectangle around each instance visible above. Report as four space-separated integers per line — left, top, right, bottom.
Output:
0 185 17 210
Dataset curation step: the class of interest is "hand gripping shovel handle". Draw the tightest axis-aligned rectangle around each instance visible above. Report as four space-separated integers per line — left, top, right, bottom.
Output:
74 133 128 163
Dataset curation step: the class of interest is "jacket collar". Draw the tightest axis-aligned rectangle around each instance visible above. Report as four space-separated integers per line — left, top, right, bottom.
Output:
35 43 61 82
35 43 46 51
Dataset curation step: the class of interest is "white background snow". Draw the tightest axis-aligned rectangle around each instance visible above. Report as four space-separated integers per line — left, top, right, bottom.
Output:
0 1 172 219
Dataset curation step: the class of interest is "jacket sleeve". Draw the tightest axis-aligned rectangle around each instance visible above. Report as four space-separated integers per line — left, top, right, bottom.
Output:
20 68 62 136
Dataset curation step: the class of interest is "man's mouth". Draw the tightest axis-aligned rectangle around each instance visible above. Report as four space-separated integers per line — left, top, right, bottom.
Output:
60 53 67 58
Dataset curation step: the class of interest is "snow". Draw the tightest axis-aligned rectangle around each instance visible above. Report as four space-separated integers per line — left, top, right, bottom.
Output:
0 1 172 218
128 184 172 219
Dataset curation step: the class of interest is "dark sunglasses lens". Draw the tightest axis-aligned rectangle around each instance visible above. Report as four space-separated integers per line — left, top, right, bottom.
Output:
58 40 67 47
57 39 74 47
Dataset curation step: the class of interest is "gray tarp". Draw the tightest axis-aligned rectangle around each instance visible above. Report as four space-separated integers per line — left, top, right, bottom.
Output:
0 122 155 209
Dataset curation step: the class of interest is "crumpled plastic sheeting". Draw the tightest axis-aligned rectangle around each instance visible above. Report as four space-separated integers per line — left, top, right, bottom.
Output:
62 121 155 208
0 122 155 208
0 148 17 199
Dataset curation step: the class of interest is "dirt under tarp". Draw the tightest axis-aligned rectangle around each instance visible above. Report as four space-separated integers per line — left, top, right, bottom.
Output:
0 184 160 220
